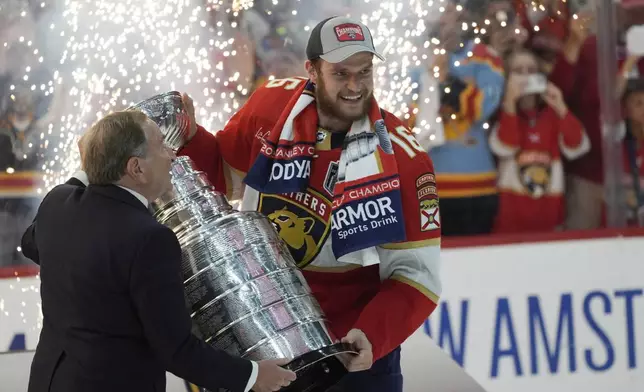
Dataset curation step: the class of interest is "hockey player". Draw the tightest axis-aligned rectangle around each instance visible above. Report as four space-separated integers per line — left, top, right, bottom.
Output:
178 16 442 391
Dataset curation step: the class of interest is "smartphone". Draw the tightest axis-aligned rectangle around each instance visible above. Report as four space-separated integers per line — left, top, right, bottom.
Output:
521 73 547 96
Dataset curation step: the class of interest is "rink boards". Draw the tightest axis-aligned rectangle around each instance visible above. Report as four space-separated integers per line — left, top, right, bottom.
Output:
1 229 643 392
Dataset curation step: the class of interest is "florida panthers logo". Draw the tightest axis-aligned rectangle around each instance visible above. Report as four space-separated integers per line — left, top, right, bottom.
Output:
267 208 318 264
258 190 331 268
517 150 552 199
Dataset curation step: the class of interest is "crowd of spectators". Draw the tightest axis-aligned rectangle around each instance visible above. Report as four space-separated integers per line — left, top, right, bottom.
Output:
408 0 644 236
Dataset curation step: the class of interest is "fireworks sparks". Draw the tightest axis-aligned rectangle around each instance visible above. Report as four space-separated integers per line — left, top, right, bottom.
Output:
1 0 531 191
30 0 461 190
41 0 231 189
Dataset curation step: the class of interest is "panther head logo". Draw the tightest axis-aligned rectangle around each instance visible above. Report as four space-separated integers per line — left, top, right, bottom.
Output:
521 165 551 199
267 207 318 263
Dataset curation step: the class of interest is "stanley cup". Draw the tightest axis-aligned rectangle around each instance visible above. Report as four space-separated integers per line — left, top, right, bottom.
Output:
131 92 356 391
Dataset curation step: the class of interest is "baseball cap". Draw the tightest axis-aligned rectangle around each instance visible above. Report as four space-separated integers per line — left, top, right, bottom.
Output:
306 16 385 64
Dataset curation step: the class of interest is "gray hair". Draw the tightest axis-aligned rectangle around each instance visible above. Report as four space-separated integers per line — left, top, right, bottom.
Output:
82 109 149 185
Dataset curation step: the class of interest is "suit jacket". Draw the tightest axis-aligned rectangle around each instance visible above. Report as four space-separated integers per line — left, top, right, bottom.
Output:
21 178 252 392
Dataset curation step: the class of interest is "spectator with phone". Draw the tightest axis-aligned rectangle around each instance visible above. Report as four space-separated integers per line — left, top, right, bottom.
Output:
489 49 590 233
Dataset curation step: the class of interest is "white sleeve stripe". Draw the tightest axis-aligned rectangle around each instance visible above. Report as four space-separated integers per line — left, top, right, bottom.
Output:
488 124 518 157
376 245 442 300
559 131 591 160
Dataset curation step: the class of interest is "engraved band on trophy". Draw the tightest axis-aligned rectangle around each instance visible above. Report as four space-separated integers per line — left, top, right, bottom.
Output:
130 92 357 391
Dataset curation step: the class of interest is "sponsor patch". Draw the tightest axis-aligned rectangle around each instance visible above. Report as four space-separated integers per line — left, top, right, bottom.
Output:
258 190 331 268
334 23 366 42
268 159 311 182
331 196 401 241
416 173 436 188
419 199 440 232
417 185 437 200
331 196 396 231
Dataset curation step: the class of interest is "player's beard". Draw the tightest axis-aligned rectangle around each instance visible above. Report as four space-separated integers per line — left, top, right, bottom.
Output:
315 73 372 125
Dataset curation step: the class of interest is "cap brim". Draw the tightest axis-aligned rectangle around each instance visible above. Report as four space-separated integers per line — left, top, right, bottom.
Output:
319 45 386 64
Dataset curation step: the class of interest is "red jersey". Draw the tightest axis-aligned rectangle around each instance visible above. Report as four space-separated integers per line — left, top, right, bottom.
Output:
179 77 441 360
489 106 589 233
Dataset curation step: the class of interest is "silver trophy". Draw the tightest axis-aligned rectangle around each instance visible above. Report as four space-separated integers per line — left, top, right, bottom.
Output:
132 93 356 391
129 91 192 151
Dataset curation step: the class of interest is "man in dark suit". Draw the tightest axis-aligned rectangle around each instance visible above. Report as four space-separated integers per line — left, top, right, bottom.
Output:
21 110 296 392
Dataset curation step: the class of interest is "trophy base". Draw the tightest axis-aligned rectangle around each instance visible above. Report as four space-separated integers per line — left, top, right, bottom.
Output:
281 342 357 392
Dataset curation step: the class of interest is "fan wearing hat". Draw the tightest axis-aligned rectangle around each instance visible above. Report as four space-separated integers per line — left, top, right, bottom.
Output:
177 16 442 392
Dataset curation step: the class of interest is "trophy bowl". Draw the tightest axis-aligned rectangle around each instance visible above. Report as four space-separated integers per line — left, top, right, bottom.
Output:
128 91 191 151
152 156 356 392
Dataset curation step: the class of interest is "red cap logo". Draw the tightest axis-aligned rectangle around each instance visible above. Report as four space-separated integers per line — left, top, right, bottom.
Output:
334 23 365 42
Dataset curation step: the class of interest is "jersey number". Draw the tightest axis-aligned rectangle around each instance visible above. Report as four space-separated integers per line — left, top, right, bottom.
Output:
265 77 305 90
390 126 425 158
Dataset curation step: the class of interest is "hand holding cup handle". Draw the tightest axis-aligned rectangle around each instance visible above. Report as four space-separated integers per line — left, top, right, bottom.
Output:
252 358 297 392
338 329 374 372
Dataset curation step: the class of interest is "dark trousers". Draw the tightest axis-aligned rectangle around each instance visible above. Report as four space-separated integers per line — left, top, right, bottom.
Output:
439 194 499 236
327 347 402 392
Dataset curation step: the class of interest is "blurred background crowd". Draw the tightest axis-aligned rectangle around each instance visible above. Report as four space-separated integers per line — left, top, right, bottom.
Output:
2 0 644 267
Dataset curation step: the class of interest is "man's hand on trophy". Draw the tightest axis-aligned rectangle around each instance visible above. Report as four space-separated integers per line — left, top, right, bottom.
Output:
252 358 297 392
340 329 373 372
181 92 198 143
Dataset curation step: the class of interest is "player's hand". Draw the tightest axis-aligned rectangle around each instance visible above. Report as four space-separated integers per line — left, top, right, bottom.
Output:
251 358 297 392
181 92 197 143
340 329 373 372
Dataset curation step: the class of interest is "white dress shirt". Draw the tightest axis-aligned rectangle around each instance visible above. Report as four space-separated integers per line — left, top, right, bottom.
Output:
71 171 259 391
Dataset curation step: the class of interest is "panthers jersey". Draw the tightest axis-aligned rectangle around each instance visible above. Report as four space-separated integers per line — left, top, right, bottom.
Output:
489 106 589 233
179 77 442 360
